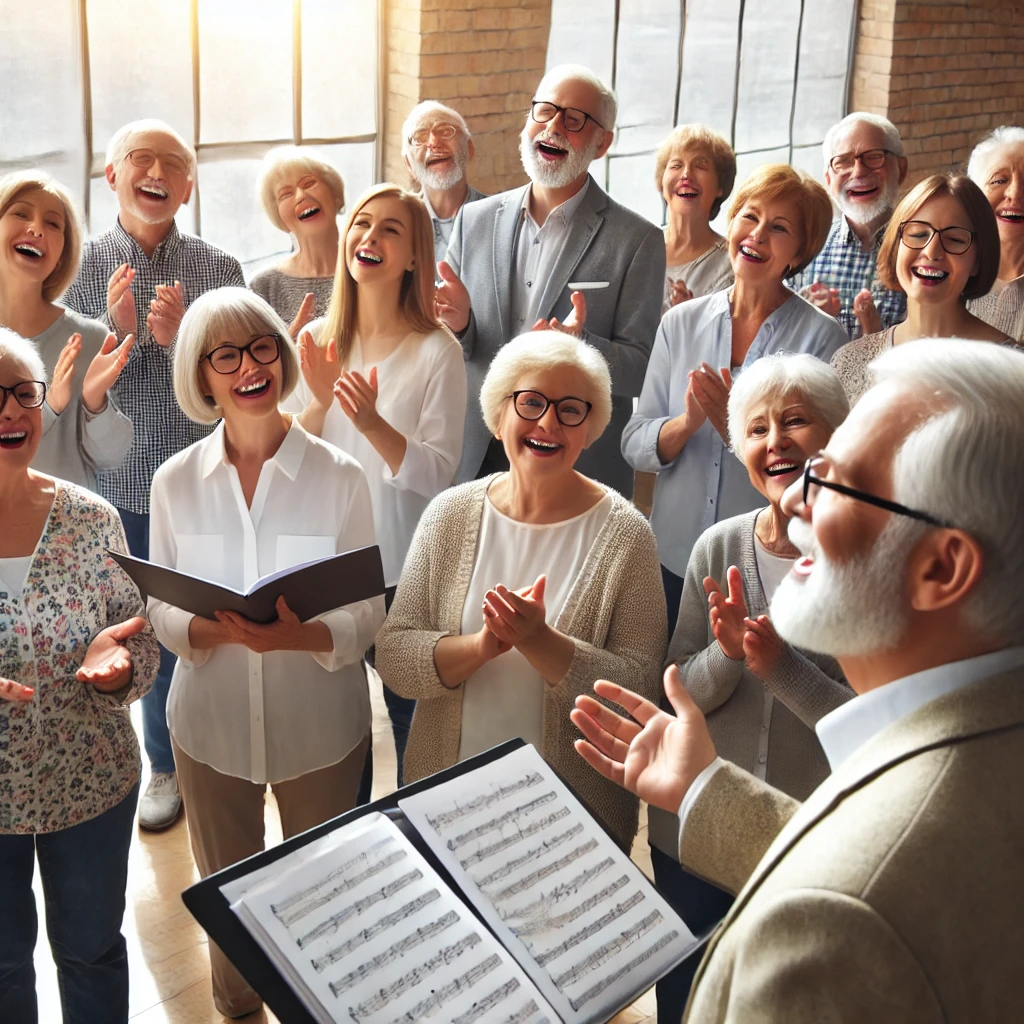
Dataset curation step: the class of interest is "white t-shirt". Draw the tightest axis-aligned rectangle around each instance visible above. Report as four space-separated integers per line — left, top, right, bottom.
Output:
0 555 34 598
457 489 613 761
754 534 796 603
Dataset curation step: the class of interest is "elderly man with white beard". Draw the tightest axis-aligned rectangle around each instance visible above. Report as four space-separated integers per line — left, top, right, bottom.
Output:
791 113 909 339
434 64 665 493
402 102 486 269
572 338 1024 1023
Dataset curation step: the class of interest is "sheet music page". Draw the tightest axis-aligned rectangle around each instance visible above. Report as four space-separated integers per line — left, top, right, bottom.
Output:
399 746 697 1024
223 812 558 1024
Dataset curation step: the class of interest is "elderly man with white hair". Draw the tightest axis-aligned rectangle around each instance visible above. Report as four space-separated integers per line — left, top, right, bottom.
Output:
402 101 486 268
574 339 1024 1022
791 112 909 339
434 64 665 494
967 125 1024 341
63 119 245 832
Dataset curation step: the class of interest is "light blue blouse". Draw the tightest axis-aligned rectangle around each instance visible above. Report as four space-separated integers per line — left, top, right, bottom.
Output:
621 289 848 577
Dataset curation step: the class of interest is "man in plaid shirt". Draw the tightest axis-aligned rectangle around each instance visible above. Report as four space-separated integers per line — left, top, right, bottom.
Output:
791 113 909 339
64 119 244 831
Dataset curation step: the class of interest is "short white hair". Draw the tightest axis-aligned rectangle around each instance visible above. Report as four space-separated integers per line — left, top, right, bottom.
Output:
174 288 299 425
727 353 849 457
822 112 904 168
536 64 617 130
870 339 1024 643
967 125 1024 184
105 119 197 178
256 146 346 232
0 328 46 384
480 332 612 446
401 101 471 159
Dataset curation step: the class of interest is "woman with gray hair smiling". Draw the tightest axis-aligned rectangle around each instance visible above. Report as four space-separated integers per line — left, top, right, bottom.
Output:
644 352 854 1020
375 331 666 850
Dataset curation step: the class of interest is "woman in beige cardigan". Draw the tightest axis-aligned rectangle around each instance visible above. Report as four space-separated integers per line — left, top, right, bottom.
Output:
376 331 667 850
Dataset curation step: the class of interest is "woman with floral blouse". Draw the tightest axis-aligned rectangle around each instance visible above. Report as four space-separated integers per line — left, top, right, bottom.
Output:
0 327 159 1024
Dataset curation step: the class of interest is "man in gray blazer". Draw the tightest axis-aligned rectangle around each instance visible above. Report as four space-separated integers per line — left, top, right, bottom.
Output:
435 64 665 493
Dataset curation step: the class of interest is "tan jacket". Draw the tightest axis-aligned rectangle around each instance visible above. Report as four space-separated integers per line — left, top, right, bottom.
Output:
680 666 1024 1023
375 478 668 850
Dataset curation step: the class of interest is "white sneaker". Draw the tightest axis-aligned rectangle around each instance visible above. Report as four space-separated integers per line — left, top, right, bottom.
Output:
139 771 182 831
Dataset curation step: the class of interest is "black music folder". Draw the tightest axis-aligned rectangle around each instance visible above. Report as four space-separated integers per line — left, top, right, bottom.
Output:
183 741 707 1024
109 545 384 624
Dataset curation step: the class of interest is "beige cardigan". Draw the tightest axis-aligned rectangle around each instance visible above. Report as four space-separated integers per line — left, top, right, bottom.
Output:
375 477 668 850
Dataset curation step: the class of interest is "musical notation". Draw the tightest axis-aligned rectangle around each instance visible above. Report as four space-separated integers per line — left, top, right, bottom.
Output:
459 807 572 869
568 932 679 1013
445 792 559 852
533 893 646 967
475 824 585 889
492 840 599 903
426 772 544 832
380 953 501 1024
511 875 630 938
551 911 663 992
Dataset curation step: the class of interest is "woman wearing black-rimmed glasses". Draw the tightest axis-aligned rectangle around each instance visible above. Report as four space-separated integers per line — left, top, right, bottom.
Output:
376 332 667 851
831 172 1013 404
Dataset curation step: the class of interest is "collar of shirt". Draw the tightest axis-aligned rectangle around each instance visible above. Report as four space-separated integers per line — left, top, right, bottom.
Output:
520 177 591 232
816 645 1024 770
112 216 182 263
421 190 458 228
199 418 308 481
838 215 888 252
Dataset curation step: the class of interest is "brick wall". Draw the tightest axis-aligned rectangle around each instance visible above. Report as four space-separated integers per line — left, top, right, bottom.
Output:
382 0 552 195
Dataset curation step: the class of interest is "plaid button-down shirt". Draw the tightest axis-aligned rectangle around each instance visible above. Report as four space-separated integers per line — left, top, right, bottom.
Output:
790 217 907 339
63 220 245 514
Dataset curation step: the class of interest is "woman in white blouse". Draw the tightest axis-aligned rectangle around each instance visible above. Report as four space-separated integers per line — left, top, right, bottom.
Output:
291 183 467 789
148 287 384 1019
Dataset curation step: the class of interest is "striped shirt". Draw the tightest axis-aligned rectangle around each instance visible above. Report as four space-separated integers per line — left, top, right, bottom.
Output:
63 219 245 513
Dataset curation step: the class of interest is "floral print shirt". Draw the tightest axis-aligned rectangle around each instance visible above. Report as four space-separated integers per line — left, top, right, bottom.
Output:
0 481 159 834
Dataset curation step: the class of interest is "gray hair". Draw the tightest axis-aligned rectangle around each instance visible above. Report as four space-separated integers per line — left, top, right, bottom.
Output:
536 64 617 131
256 146 346 232
174 288 299 425
871 338 1024 643
479 331 612 446
727 353 849 457
967 125 1024 184
822 112 904 168
0 328 46 384
105 119 197 178
401 101 471 159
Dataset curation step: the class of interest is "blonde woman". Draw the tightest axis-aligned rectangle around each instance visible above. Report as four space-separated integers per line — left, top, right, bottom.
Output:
292 184 467 787
0 170 133 488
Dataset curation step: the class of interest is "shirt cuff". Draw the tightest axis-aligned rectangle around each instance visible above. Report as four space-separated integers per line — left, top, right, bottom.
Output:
310 607 359 673
677 756 725 846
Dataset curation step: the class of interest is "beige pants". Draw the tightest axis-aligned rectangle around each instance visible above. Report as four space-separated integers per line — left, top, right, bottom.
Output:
172 735 369 1018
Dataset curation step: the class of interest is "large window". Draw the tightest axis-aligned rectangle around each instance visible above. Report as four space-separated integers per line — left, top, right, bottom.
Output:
546 0 858 225
0 0 381 275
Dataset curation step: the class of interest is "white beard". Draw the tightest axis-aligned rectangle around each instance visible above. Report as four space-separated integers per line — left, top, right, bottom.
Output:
519 128 600 189
414 143 469 192
770 514 924 658
837 176 900 228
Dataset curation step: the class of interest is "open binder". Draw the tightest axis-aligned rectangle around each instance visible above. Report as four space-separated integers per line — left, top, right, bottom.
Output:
183 741 709 1024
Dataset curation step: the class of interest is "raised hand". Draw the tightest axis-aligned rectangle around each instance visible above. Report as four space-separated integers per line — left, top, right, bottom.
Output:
669 278 693 306
534 291 586 337
77 615 147 692
214 595 325 654
299 331 339 407
704 565 748 661
0 676 34 702
289 292 317 340
853 288 882 336
334 366 381 434
571 664 717 813
147 280 185 347
46 333 82 415
482 575 548 650
743 614 785 679
805 281 841 318
689 363 732 443
106 264 137 335
82 333 135 413
435 260 471 334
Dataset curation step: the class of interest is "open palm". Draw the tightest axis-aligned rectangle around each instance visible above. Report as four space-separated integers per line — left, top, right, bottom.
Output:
82 333 134 413
76 616 147 691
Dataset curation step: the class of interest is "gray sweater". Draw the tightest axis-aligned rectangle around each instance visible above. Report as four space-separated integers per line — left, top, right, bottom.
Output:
248 266 334 327
648 507 853 858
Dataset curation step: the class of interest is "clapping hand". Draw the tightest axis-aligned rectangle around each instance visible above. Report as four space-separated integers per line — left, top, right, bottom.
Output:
853 288 882 336
742 614 785 679
669 278 693 306
482 575 549 650
82 332 135 413
147 281 185 347
299 331 339 407
571 665 717 813
289 292 317 340
805 282 841 318
533 291 586 337
215 596 314 654
689 363 731 443
704 566 748 660
0 676 34 702
435 260 471 334
107 264 137 336
77 615 147 692
46 333 82 415
334 366 381 433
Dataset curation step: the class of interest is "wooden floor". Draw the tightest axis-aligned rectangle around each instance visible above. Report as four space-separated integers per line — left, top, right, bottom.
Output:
33 672 657 1023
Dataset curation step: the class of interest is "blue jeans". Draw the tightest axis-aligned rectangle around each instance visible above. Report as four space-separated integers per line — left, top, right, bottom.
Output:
118 508 177 775
0 782 140 1024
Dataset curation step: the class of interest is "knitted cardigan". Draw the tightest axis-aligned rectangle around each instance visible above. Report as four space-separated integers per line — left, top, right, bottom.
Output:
375 477 668 850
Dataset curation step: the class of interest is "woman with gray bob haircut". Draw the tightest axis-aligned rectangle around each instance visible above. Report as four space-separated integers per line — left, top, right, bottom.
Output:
644 352 854 1020
376 331 666 851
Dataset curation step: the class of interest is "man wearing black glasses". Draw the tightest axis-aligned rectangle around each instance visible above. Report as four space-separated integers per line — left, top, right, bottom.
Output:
435 64 665 494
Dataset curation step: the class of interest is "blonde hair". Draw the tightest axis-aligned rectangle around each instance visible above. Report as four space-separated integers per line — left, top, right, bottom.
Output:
256 146 346 233
174 288 299 425
105 118 196 177
0 170 83 302
654 125 736 219
319 184 443 367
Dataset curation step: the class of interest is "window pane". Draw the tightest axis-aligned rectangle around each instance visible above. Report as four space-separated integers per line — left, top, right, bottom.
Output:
677 0 741 141
198 0 292 144
547 0 616 84
317 142 376 213
790 143 826 183
302 0 376 139
608 154 662 227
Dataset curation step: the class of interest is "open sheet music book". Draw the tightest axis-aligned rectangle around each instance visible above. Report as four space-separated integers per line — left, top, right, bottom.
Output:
219 745 698 1024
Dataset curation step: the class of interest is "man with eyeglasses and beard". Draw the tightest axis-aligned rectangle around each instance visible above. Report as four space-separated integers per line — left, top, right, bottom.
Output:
434 64 664 494
791 113 910 340
402 102 487 269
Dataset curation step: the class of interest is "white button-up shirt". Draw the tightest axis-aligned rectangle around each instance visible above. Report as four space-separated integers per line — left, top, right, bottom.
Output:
148 419 385 784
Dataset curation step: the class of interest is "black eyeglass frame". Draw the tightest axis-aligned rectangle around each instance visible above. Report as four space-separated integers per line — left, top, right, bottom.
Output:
507 390 593 427
529 100 605 134
202 334 283 375
897 219 976 256
0 380 47 412
802 456 954 529
827 147 897 174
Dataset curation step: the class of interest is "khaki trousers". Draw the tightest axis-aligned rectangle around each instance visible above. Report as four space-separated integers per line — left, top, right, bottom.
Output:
171 735 369 1018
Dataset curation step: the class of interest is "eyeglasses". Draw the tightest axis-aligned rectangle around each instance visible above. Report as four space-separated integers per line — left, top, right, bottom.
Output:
508 390 592 427
802 455 953 528
530 101 605 134
898 219 975 256
409 123 458 146
828 148 896 174
202 334 281 375
127 149 190 178
0 380 46 413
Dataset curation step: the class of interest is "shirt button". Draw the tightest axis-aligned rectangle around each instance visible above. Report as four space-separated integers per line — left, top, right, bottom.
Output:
761 725 768 733
758 753 767 764
527 281 532 288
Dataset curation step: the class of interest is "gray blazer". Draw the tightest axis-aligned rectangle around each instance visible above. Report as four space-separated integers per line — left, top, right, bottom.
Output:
446 175 665 493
